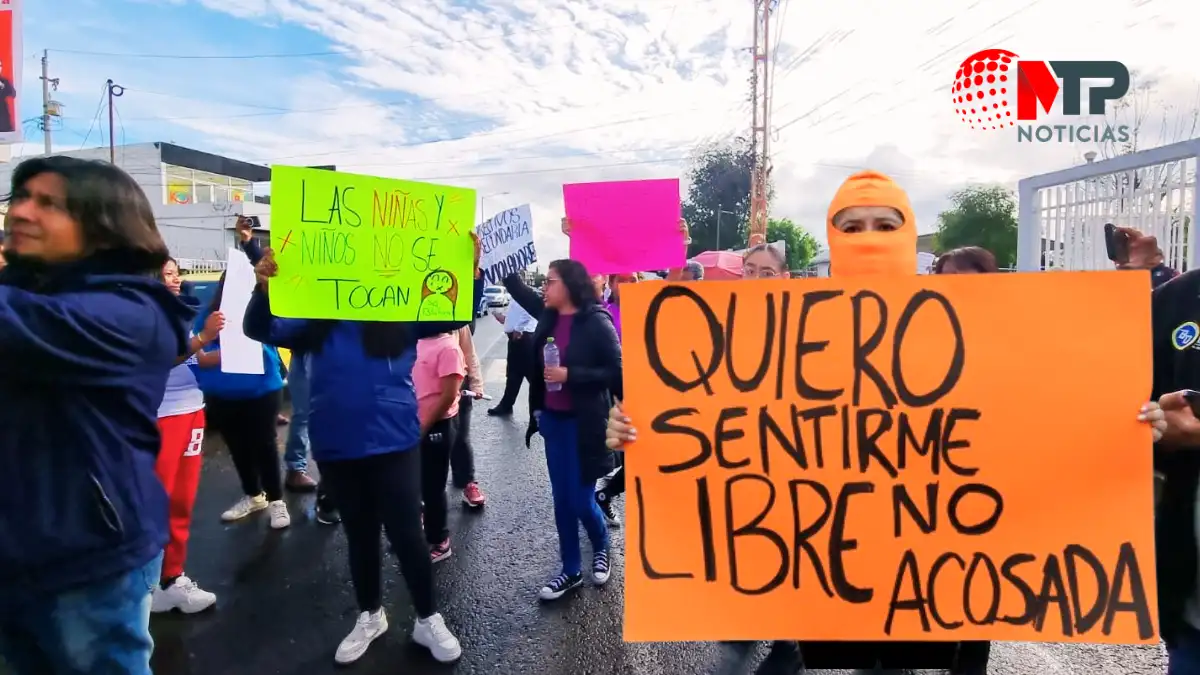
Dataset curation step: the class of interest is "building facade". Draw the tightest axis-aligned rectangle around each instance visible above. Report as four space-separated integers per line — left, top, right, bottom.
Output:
0 142 272 267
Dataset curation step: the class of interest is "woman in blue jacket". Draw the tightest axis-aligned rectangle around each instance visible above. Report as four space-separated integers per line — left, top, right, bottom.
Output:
193 271 291 529
0 156 195 674
244 249 466 667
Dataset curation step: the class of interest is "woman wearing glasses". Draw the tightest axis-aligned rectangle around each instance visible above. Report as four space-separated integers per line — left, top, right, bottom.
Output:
741 243 789 279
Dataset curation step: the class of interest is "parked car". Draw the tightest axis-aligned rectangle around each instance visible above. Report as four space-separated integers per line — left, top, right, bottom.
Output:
482 285 509 307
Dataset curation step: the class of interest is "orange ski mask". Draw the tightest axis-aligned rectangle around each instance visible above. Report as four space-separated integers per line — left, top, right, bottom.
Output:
826 170 917 277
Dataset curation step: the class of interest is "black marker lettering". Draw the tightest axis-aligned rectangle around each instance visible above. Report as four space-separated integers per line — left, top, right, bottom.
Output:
850 290 898 408
634 477 692 580
724 293 775 393
651 408 710 473
726 474 789 595
644 287 723 394
891 290 965 406
794 290 844 400
829 481 874 603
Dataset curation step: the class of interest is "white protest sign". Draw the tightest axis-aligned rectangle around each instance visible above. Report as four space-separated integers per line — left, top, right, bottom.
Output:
478 204 537 285
218 248 266 375
917 251 937 274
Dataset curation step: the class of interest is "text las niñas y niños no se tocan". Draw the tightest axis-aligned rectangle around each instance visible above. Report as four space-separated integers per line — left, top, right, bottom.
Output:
619 274 1159 645
267 165 477 322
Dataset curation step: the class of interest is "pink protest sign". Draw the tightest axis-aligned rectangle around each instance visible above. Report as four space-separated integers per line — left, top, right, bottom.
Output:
563 178 685 275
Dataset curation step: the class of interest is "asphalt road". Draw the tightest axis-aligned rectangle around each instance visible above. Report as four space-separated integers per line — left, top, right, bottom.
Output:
141 316 1167 675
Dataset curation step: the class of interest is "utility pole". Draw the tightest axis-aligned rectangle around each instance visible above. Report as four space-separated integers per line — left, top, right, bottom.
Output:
39 51 60 154
748 0 774 247
106 80 124 164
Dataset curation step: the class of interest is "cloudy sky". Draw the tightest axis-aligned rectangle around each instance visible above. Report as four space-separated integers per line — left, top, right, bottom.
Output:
11 0 1199 262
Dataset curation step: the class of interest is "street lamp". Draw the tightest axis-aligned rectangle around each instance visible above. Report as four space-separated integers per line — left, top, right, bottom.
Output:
715 204 736 251
480 191 510 222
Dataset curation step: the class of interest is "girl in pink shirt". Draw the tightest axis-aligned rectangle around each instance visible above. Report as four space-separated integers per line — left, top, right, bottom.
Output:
414 331 466 563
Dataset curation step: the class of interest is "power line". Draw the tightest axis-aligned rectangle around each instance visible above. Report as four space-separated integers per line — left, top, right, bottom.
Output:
259 100 735 164
767 0 790 119
782 0 1047 139
46 21 579 61
126 154 999 210
44 4 681 61
77 84 108 150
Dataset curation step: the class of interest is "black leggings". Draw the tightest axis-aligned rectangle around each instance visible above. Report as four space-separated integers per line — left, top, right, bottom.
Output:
207 391 283 501
320 449 435 617
451 392 475 488
421 416 457 544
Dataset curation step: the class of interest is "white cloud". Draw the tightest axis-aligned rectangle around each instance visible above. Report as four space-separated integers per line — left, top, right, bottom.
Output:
14 0 1200 264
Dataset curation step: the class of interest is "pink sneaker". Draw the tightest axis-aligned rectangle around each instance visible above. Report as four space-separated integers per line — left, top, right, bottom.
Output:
462 482 487 508
431 539 452 563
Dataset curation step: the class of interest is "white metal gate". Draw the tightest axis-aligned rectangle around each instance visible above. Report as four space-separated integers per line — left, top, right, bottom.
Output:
1017 138 1200 272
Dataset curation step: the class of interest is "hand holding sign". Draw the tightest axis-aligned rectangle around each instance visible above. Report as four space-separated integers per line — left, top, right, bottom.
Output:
606 401 635 449
254 248 278 287
1156 392 1200 446
1136 401 1166 442
199 311 226 342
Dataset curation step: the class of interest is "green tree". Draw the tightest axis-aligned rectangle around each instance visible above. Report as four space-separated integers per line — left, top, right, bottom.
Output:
765 218 821 270
682 138 755 256
933 185 1018 268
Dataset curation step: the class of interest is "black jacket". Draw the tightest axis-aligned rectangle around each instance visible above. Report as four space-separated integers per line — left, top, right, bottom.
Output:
503 274 621 483
1150 268 1200 646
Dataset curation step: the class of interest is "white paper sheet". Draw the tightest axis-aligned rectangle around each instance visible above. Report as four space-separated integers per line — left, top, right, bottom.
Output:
218 248 266 375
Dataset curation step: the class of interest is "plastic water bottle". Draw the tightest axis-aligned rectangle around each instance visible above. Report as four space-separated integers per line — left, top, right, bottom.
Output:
544 337 562 392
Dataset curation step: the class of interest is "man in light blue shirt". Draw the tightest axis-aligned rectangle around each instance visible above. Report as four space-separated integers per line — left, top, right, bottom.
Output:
487 299 537 417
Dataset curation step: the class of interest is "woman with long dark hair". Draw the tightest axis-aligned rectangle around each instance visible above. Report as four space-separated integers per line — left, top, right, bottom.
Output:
152 257 223 614
0 156 194 673
245 250 465 666
934 246 999 274
503 259 622 601
193 272 290 529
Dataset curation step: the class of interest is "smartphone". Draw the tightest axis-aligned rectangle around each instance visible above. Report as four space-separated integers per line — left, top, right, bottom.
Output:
1182 389 1200 417
1105 223 1130 264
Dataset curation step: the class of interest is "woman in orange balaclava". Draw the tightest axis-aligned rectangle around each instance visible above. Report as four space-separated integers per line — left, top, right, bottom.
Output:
823 169 917 276
793 170 983 674
601 170 1165 675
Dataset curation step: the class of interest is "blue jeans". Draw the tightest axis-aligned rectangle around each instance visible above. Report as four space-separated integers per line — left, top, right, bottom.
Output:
1170 625 1200 675
0 552 162 675
284 352 310 472
540 411 608 576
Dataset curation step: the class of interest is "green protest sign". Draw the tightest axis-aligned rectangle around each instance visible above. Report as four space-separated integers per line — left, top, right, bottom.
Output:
268 165 476 321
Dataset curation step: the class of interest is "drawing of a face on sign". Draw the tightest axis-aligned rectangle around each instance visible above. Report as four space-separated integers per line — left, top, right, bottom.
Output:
418 269 459 320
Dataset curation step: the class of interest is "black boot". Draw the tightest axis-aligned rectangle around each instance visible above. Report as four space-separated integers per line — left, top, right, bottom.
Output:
755 642 802 675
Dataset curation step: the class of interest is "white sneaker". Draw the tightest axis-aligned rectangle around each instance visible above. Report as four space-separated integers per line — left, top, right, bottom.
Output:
335 609 388 665
268 500 291 529
412 613 461 663
150 575 216 614
221 494 268 522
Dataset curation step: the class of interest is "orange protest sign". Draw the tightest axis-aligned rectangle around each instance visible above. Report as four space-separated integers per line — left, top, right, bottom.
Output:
621 272 1158 644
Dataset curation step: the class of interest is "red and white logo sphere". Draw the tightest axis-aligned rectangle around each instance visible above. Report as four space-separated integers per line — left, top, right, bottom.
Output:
954 48 1017 130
